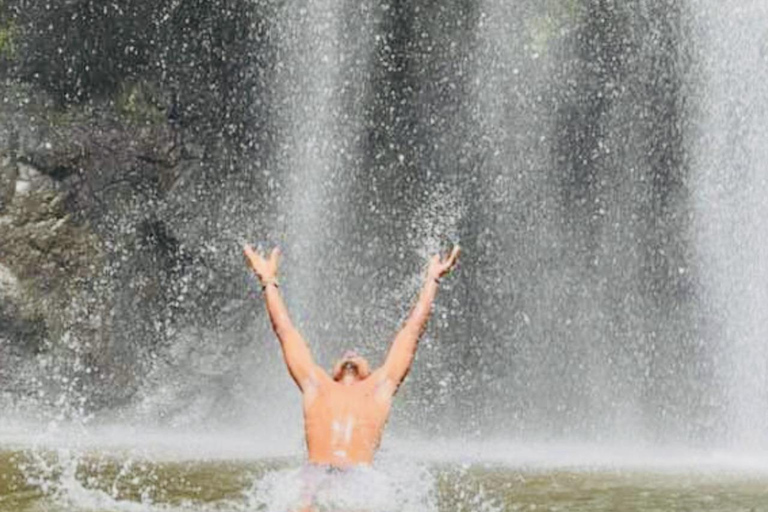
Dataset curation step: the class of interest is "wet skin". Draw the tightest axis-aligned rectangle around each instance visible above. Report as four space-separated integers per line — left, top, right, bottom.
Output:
302 364 394 466
243 244 460 468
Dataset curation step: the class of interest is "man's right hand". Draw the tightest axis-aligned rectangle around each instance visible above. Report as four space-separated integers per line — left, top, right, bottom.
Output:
426 246 461 282
243 244 281 287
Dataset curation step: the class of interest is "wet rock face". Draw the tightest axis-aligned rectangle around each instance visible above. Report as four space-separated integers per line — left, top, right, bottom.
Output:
0 76 238 413
0 259 46 392
0 83 162 405
0 0 277 416
0 152 16 211
14 162 53 196
0 263 19 302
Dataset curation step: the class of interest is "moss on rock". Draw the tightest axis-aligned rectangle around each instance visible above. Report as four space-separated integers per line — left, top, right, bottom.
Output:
0 1 16 62
116 81 166 127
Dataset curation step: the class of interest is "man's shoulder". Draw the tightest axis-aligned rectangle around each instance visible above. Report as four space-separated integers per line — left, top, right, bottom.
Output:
301 366 332 397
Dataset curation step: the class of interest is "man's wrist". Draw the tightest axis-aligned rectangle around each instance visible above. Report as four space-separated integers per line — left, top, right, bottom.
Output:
260 277 279 291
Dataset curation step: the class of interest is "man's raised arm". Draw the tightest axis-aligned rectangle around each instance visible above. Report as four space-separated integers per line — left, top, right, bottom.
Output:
243 244 319 391
380 247 460 389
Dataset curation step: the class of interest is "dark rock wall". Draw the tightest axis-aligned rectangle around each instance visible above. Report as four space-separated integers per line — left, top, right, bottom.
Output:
0 0 715 442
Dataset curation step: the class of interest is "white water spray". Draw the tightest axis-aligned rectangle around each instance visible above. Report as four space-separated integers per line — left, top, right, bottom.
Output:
692 0 768 449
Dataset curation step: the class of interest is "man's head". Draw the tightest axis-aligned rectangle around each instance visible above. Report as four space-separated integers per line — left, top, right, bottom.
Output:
332 350 371 382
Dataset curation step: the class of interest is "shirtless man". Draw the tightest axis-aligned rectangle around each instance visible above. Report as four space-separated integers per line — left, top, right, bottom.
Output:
243 243 460 470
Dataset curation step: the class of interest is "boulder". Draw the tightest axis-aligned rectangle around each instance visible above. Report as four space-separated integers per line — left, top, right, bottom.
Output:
0 263 20 303
0 153 16 211
14 162 54 196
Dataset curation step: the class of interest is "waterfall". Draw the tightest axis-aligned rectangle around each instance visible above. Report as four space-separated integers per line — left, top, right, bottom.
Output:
692 0 768 449
456 1 707 444
2 0 768 455
268 0 379 364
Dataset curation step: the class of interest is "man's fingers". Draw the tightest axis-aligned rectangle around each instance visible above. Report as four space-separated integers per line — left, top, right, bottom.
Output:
439 246 460 264
243 243 266 269
243 243 257 259
448 246 461 267
270 247 281 267
435 245 460 275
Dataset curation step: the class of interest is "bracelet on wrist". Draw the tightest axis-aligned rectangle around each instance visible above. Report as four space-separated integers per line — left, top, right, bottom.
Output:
261 279 279 291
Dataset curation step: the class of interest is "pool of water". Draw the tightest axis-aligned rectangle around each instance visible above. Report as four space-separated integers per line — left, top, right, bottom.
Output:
1 445 767 512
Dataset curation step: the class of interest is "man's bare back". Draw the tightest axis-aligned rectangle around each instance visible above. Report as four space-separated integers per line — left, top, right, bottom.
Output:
302 368 393 466
243 243 460 468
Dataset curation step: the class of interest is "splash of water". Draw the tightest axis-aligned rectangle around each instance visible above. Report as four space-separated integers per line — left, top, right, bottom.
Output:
247 460 438 512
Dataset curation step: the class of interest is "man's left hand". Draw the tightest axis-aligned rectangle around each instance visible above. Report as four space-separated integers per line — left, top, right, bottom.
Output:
427 246 460 282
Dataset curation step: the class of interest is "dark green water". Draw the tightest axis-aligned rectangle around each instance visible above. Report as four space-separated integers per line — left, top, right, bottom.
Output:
1 448 767 511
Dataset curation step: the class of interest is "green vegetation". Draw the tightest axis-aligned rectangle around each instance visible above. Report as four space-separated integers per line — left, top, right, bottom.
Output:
116 81 165 126
0 0 15 60
44 107 78 128
0 22 16 61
